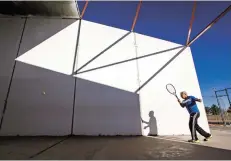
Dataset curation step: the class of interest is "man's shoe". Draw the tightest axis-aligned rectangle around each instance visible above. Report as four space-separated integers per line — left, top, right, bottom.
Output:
188 139 200 143
204 134 212 141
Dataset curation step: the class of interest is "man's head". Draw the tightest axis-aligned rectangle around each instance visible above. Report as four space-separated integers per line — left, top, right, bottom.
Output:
180 91 188 99
149 111 154 117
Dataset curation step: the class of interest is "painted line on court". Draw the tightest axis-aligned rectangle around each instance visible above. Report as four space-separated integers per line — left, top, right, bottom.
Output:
28 136 71 159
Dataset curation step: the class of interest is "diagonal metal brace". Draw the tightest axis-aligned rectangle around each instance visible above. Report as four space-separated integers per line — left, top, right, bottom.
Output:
73 31 131 75
76 46 183 75
135 5 231 93
188 5 231 46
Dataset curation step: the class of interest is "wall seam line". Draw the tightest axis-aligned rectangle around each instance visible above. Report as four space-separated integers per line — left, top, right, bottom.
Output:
71 19 82 135
0 17 27 132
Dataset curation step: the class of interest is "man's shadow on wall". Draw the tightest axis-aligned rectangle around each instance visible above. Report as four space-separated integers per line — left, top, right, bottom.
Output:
141 111 158 136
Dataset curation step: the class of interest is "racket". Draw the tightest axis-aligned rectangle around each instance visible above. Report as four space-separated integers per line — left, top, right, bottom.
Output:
166 83 179 100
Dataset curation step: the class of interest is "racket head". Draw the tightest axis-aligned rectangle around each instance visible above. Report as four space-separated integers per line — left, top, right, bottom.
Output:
166 83 180 100
166 84 176 94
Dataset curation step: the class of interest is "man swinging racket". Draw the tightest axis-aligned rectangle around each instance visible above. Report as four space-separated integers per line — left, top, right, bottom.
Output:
178 91 212 143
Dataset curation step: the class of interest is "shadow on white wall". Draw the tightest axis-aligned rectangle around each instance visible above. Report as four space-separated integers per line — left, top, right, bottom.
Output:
141 111 158 136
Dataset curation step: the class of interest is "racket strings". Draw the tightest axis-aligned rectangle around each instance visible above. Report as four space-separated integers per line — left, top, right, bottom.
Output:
166 84 176 95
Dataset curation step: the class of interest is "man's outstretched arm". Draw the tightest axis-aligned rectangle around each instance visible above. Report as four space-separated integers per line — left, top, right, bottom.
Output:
192 96 202 102
195 98 202 102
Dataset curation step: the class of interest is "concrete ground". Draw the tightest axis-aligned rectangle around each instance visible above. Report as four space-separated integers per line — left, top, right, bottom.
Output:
1 126 231 160
158 125 231 151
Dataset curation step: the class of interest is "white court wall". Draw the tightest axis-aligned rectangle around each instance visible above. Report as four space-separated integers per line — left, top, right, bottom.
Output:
0 18 76 136
0 17 209 136
73 21 142 135
73 78 141 135
136 33 210 135
0 18 142 136
0 18 25 121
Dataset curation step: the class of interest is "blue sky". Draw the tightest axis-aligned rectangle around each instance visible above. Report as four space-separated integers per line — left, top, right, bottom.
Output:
77 1 231 107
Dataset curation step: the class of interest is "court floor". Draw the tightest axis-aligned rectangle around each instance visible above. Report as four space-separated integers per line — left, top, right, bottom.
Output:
1 126 231 160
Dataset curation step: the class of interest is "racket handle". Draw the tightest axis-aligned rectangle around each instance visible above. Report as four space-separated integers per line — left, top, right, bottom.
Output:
175 95 180 101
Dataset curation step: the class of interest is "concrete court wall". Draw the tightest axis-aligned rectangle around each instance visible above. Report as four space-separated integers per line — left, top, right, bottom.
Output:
0 17 77 136
0 18 25 122
0 17 209 136
75 20 210 136
73 21 141 135
0 17 141 136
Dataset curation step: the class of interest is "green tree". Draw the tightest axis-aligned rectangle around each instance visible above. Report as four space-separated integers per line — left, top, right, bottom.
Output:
210 104 220 115
205 106 211 114
227 106 231 113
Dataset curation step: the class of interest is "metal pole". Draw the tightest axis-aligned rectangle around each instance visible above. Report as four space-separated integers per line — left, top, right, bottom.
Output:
186 1 196 45
219 97 227 126
214 91 220 111
225 88 231 125
80 0 89 19
131 0 142 32
214 90 224 125
72 20 82 74
225 88 231 107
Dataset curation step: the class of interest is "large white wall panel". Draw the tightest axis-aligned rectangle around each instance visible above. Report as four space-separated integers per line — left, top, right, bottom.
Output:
73 22 142 135
136 48 183 89
76 61 139 92
0 18 76 136
15 19 79 75
137 45 209 135
75 22 138 92
0 17 209 136
73 78 142 135
0 18 25 121
82 34 135 69
76 20 129 70
134 33 182 57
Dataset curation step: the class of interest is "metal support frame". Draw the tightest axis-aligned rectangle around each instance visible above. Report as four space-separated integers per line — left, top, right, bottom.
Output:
135 5 231 92
71 0 89 135
80 0 89 19
188 5 231 46
71 20 82 135
135 46 187 93
72 20 82 74
186 1 196 45
73 32 131 75
72 1 143 75
131 0 142 32
76 46 183 75
70 4 231 94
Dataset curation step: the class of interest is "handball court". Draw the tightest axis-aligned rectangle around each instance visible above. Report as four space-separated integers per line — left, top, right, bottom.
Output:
1 2 231 160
